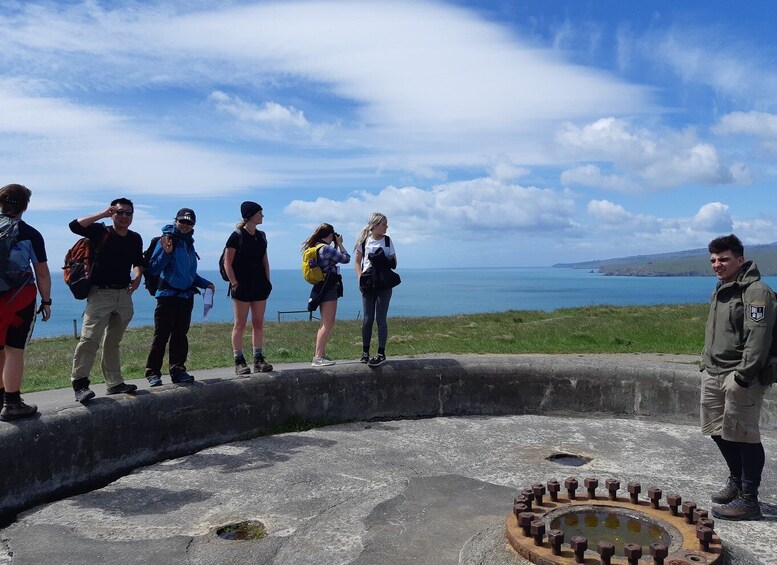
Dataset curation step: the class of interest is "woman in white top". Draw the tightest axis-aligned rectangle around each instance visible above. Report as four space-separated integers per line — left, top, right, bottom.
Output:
354 213 396 367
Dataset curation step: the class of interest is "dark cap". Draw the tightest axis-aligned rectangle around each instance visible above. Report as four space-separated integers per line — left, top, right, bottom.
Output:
176 208 196 225
241 201 263 220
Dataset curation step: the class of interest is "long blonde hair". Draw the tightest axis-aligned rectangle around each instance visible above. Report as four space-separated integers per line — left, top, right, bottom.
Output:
354 212 388 252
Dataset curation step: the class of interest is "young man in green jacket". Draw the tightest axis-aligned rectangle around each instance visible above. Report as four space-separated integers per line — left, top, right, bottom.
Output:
701 234 776 521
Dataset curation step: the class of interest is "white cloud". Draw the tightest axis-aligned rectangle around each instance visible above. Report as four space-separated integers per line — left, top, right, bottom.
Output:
558 117 747 189
690 202 733 233
586 199 633 223
562 165 640 192
642 29 777 108
714 111 777 137
487 160 530 183
285 178 576 240
208 91 310 130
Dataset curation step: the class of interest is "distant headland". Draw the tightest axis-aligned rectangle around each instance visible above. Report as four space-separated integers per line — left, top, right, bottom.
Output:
553 242 777 276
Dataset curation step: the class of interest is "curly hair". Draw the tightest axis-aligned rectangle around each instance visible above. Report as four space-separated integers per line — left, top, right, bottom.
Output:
0 183 32 215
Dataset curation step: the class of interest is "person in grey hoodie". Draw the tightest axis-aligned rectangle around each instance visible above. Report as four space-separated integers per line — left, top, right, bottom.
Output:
701 234 776 521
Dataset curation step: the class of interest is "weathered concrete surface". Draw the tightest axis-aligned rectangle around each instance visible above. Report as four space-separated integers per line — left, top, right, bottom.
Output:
1 354 776 564
1 414 775 564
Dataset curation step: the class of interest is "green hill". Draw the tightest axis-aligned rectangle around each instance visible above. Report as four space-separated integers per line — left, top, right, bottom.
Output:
554 242 777 276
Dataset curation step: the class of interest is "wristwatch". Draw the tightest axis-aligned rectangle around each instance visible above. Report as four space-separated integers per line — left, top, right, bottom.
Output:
40 299 52 306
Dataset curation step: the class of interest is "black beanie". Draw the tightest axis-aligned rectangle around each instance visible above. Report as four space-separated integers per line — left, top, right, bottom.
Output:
241 201 263 220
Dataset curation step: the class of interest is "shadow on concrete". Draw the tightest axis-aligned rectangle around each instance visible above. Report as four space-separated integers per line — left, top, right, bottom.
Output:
72 486 214 516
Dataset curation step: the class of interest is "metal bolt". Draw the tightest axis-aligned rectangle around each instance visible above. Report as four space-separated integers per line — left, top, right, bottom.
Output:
666 493 682 515
517 492 532 511
698 517 715 530
518 512 534 537
649 542 669 565
697 525 713 552
532 483 546 506
648 487 662 509
521 489 534 510
682 501 698 524
693 508 709 523
627 481 641 504
571 536 588 564
548 529 564 556
530 520 546 547
513 502 528 519
584 477 599 499
547 479 561 502
565 477 579 500
624 542 642 565
605 478 620 501
597 540 615 565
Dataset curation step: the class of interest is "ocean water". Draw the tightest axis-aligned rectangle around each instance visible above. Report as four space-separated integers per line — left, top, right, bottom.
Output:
29 268 777 339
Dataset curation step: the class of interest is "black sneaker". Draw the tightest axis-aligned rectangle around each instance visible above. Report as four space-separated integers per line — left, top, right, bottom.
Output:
711 476 741 504
0 399 38 421
367 354 386 367
74 387 96 403
106 383 138 395
253 356 273 373
171 371 195 384
712 493 762 521
360 353 370 364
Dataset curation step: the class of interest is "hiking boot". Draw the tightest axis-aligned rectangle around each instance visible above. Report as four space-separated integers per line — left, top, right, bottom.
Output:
147 374 163 387
712 493 762 521
312 356 335 367
171 371 195 384
235 357 251 375
106 383 138 395
74 383 96 403
711 476 741 504
360 352 370 364
253 356 273 373
367 353 386 367
0 399 38 421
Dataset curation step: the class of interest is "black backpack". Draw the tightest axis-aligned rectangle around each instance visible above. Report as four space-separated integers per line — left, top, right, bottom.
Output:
143 234 199 296
142 236 163 296
0 215 30 292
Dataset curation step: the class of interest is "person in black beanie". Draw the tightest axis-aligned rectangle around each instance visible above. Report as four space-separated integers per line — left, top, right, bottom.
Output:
222 201 273 374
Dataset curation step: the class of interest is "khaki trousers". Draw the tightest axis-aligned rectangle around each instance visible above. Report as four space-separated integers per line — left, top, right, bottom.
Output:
700 370 766 443
71 287 134 387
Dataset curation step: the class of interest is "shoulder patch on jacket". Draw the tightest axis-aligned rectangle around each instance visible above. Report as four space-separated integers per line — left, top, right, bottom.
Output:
748 303 765 322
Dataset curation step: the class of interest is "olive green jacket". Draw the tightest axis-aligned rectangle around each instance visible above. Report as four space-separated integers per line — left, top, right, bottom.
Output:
701 261 777 383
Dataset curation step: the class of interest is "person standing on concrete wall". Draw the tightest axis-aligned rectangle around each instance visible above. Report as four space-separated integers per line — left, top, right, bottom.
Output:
701 234 777 521
304 223 350 366
144 208 214 386
0 184 51 421
69 199 144 403
353 212 398 367
222 201 273 375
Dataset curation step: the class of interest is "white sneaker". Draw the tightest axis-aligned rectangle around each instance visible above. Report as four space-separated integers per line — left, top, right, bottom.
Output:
312 356 336 367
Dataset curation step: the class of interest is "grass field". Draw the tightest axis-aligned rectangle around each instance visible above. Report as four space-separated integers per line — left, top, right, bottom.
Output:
19 304 707 393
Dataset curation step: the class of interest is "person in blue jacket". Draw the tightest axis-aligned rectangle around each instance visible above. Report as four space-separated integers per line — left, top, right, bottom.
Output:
144 208 214 385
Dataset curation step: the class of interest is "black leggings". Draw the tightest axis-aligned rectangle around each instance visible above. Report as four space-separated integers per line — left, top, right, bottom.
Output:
361 288 392 352
712 435 766 495
145 296 194 375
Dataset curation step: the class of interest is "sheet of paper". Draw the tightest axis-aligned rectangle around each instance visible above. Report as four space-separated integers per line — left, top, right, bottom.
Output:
202 287 214 318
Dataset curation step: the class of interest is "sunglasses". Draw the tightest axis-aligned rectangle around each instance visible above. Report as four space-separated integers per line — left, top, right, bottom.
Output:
114 210 133 216
177 219 194 226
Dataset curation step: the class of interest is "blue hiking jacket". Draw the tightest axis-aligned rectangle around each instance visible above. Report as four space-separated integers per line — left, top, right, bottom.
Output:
148 224 212 298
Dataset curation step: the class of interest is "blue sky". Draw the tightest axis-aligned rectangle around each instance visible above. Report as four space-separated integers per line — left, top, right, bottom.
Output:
3 0 777 269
